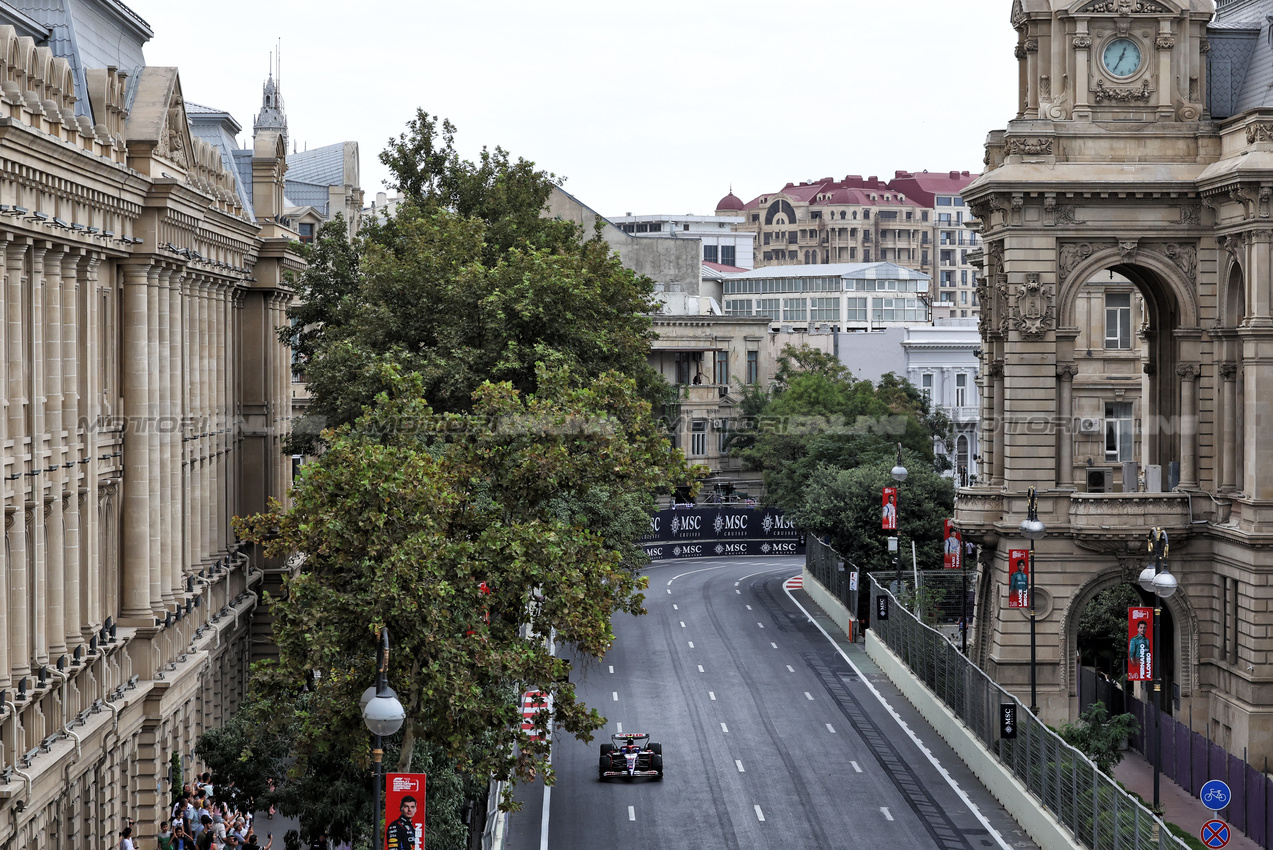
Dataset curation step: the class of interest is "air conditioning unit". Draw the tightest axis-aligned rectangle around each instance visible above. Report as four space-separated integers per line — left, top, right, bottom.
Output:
1079 417 1103 434
1086 467 1112 493
780 324 793 334
711 419 726 430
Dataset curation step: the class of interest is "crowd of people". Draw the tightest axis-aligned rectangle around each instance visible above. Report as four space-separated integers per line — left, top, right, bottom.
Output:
118 773 276 850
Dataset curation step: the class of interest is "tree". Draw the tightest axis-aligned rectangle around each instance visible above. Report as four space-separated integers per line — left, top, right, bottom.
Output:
1077 583 1144 677
236 366 689 817
1057 701 1140 775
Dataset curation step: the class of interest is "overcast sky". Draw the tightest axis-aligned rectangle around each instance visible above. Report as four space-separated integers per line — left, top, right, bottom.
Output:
130 1 1020 217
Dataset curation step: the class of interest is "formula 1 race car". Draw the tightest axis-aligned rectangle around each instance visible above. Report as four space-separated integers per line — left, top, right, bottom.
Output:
598 733 663 781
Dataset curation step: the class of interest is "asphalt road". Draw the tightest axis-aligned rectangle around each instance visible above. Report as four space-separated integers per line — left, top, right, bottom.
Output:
505 557 1039 850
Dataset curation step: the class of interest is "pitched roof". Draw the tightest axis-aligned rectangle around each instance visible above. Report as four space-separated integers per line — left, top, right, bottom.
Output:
734 170 978 212
286 141 354 187
888 170 978 206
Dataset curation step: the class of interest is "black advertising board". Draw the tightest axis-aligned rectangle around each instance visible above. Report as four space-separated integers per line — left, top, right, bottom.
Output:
640 507 805 560
1000 703 1018 740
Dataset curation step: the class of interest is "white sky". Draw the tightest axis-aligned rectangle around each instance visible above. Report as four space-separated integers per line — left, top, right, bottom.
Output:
130 1 1020 218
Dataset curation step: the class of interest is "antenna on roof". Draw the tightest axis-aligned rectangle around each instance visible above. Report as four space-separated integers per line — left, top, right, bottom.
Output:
277 38 282 88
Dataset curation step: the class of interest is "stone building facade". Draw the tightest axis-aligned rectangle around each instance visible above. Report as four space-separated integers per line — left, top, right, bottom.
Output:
954 0 1273 761
0 4 300 847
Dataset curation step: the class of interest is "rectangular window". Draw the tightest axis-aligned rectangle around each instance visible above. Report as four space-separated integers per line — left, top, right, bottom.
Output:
676 355 693 385
941 271 953 286
762 251 772 261
1105 293 1132 349
763 232 772 245
961 270 968 285
937 197 952 206
850 247 857 259
691 419 707 457
725 299 752 316
756 298 781 321
718 419 730 454
720 245 735 266
703 245 719 263
714 350 728 385
921 211 929 222
782 298 807 322
810 297 840 322
788 232 798 244
746 351 759 384
922 250 929 265
956 373 967 407
1105 402 1135 463
921 373 933 401
862 249 871 262
299 222 315 244
845 297 868 321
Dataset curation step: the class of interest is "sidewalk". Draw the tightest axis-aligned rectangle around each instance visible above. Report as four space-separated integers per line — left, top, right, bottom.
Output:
1114 750 1259 850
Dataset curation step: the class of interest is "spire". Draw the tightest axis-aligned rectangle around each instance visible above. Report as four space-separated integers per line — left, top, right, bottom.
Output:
253 42 288 152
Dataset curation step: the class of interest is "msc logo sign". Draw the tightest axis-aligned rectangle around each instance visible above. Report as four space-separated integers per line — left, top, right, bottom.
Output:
649 516 661 534
768 542 799 554
672 545 703 558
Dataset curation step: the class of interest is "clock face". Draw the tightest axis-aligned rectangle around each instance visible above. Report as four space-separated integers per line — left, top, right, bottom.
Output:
1102 38 1142 78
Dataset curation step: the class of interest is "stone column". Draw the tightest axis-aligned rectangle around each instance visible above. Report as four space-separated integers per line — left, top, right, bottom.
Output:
200 279 213 562
1177 363 1199 489
6 240 25 441
44 244 67 659
147 266 162 612
82 254 101 635
6 240 29 679
1073 29 1092 119
991 360 1006 486
0 239 8 688
120 264 152 621
1025 37 1039 115
156 267 175 605
60 251 81 651
1057 364 1078 487
1221 362 1238 492
1156 31 1175 117
185 275 201 570
169 272 183 580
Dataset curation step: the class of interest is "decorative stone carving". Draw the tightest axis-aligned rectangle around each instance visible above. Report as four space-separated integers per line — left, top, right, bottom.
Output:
1011 194 1024 226
1231 187 1257 219
1011 0 1027 27
1095 80 1152 104
988 361 1005 380
1078 0 1169 12
1244 124 1273 145
1176 363 1200 381
1025 38 1039 53
1057 205 1085 225
1148 242 1198 280
1015 44 1027 61
1189 76 1200 102
1155 35 1175 50
1040 75 1051 99
1201 39 1210 53
1006 137 1054 156
968 199 992 225
1176 205 1202 226
1073 36 1093 49
1043 196 1056 227
1011 274 1056 341
1118 239 1139 261
1220 363 1238 381
1059 241 1099 282
1057 364 1079 381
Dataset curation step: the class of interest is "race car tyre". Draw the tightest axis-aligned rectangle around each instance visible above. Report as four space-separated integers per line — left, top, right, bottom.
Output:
600 743 615 755
649 742 662 755
652 754 664 779
598 755 609 780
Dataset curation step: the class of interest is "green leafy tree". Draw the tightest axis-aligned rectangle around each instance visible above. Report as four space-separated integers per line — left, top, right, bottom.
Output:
236 366 688 818
1057 701 1140 775
1077 584 1144 677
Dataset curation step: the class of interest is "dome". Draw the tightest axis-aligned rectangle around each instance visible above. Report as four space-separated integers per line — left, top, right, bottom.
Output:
716 191 744 212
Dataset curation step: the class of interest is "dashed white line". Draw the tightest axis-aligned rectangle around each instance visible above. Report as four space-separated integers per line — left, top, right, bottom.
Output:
721 722 729 733
881 808 894 822
608 666 614 674
666 588 671 594
617 723 623 733
757 622 765 629
735 760 745 773
680 621 686 628
734 582 740 587
786 665 795 672
688 641 694 648
805 692 814 701
746 604 752 610
851 761 862 773
612 692 618 701
673 604 678 610
735 589 741 594
826 723 836 734
754 805 765 822
708 691 716 701
628 806 636 821
770 642 777 649
697 665 704 673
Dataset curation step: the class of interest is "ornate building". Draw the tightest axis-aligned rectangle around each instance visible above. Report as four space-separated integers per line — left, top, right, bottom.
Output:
0 2 301 846
954 0 1273 760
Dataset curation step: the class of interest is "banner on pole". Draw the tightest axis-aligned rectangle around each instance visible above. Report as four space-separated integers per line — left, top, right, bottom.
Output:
882 487 898 531
1127 606 1154 682
385 773 426 850
943 519 961 570
1007 549 1029 609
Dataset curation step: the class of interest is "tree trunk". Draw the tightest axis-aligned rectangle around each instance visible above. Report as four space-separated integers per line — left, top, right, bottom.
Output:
395 659 423 773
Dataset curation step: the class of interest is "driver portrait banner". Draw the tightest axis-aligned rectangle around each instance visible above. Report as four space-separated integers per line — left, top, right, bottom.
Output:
1127 607 1154 682
1007 549 1029 609
882 487 898 531
943 519 961 570
385 772 426 850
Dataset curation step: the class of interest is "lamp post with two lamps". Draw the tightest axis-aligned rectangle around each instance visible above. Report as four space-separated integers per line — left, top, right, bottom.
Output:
1138 527 1177 811
1018 487 1046 714
361 627 407 846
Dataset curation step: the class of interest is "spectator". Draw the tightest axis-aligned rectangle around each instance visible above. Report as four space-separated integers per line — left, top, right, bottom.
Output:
197 815 214 850
159 821 175 850
118 826 135 850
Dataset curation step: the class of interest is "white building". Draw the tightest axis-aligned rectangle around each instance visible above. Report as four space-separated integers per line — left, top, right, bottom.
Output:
610 213 754 270
721 262 930 331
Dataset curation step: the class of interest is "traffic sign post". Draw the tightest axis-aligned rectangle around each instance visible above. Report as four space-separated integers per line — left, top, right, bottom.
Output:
1201 780 1232 812
1201 819 1230 849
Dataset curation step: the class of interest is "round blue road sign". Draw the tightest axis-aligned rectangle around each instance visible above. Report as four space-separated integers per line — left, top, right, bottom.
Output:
1201 819 1230 849
1201 779 1232 811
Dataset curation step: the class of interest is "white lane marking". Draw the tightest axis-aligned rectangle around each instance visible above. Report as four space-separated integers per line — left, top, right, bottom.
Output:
746 604 752 610
540 750 552 850
754 805 765 822
826 723 836 734
612 692 618 701
697 665 704 673
617 722 623 733
757 622 765 629
666 565 733 588
628 805 636 821
881 807 894 822
666 588 671 594
770 642 777 649
688 641 694 648
721 722 729 733
734 581 740 587
805 692 814 701
786 665 795 672
783 584 1014 850
851 761 862 773
708 691 716 700
673 604 678 610
608 666 613 674
680 621 686 628
735 759 745 773
735 589 741 594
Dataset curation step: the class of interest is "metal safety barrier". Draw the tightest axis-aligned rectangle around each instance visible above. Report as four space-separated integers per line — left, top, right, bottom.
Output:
868 575 1188 850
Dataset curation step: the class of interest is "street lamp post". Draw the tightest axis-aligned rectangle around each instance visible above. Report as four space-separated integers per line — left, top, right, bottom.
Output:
1019 487 1046 714
1138 528 1177 811
361 627 406 847
891 442 908 592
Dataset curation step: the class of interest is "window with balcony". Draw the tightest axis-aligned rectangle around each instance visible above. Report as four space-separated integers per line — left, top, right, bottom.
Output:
862 249 871 262
863 210 871 220
691 419 707 456
1105 293 1132 349
940 271 953 286
746 350 759 384
788 232 798 244
1105 402 1134 462
922 250 929 265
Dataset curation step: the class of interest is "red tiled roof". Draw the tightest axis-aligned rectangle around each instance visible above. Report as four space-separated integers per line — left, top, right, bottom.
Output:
703 262 748 274
888 170 979 206
716 192 745 211
731 170 979 212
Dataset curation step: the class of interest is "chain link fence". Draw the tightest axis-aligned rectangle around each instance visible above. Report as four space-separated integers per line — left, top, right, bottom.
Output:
867 575 1188 850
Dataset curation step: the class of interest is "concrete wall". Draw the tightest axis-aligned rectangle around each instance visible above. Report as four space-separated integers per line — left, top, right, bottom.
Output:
836 328 906 383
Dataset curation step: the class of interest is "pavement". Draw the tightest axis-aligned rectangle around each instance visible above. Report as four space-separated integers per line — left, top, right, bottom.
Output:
1114 751 1259 850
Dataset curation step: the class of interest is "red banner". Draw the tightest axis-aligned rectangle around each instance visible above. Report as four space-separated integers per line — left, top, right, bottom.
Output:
1127 607 1154 682
882 487 897 531
943 519 961 569
385 772 426 850
1007 549 1029 609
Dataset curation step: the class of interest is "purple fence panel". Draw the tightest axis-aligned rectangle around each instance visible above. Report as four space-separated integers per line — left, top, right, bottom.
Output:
1162 715 1178 784
1212 743 1229 795
1195 736 1210 797
1228 753 1247 832
1245 763 1265 846
1177 722 1194 795
1129 697 1146 754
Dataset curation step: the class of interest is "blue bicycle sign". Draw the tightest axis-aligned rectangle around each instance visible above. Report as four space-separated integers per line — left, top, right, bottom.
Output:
1201 780 1232 811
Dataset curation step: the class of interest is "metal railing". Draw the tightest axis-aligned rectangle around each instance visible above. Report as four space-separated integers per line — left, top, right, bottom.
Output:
867 575 1188 850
